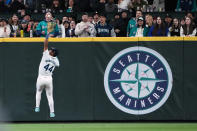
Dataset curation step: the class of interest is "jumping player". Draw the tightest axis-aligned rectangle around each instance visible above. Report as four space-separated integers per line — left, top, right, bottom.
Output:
35 34 59 117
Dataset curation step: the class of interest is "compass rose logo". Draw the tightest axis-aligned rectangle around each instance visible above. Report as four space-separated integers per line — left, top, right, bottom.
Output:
104 46 173 115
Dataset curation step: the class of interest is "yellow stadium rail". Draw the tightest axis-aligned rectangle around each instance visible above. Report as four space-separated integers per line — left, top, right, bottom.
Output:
0 37 197 42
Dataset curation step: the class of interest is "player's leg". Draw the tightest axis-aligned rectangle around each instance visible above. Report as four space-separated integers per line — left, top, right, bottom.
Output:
35 77 44 112
45 79 55 117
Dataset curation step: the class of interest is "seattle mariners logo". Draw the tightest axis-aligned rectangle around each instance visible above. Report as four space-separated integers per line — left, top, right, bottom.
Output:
104 46 173 115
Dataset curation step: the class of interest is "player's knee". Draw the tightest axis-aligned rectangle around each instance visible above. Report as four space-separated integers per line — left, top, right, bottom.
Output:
38 88 43 92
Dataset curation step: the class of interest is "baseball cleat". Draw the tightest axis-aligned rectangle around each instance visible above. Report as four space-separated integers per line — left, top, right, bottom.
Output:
35 107 40 112
50 112 55 118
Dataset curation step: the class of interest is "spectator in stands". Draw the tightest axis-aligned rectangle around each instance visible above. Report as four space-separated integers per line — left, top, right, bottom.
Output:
67 20 77 37
55 18 62 37
66 0 77 12
61 21 70 37
90 0 98 11
95 0 106 13
130 0 148 11
88 15 94 24
0 19 11 37
68 15 75 22
51 0 63 13
55 18 61 26
153 0 165 12
18 9 26 20
152 16 157 24
9 14 20 37
18 9 31 22
38 0 50 13
105 0 118 13
145 14 153 32
176 0 197 12
127 0 136 13
40 0 52 10
19 20 30 37
114 11 129 37
75 12 96 37
186 12 194 20
164 14 172 28
168 18 181 37
62 16 69 23
110 12 120 27
128 16 148 37
63 0 69 9
180 18 185 26
0 0 8 12
60 16 68 36
95 14 116 37
28 20 34 29
27 19 34 37
92 13 100 26
9 0 26 13
148 16 168 36
180 16 196 37
36 12 59 37
127 10 143 36
117 0 130 12
23 14 31 22
32 20 39 37
26 0 35 11
186 12 197 26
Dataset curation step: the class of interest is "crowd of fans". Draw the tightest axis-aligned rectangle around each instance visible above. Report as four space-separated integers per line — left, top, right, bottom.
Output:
0 0 197 37
0 0 167 13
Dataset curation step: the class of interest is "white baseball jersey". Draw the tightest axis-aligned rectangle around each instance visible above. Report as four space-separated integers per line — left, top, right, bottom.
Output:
38 49 60 76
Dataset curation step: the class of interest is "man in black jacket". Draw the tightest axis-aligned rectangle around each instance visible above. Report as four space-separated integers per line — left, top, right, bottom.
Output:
114 11 129 37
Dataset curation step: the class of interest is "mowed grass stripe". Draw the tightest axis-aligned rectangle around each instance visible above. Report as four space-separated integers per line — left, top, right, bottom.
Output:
1 123 197 131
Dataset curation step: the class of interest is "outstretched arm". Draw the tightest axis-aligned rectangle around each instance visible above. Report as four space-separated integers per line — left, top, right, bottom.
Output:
44 34 49 51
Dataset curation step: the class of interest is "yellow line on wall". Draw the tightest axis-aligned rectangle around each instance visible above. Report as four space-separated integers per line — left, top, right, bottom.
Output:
184 37 197 41
139 37 184 41
0 37 197 42
0 38 44 42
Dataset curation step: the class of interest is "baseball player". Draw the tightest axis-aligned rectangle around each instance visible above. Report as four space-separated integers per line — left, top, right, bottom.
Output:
35 34 59 118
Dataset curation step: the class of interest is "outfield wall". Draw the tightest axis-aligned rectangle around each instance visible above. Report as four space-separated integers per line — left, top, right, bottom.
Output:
0 37 197 121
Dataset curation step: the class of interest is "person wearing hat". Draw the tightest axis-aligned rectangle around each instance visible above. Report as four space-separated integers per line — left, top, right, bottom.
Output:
95 13 116 37
19 19 30 37
128 16 148 37
127 10 143 37
75 12 96 37
0 19 11 38
23 13 31 22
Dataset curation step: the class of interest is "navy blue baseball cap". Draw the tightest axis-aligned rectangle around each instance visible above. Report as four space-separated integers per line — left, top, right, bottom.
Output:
50 47 58 57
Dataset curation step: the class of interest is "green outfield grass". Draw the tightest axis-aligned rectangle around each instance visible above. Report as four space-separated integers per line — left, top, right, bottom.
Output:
1 123 197 131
